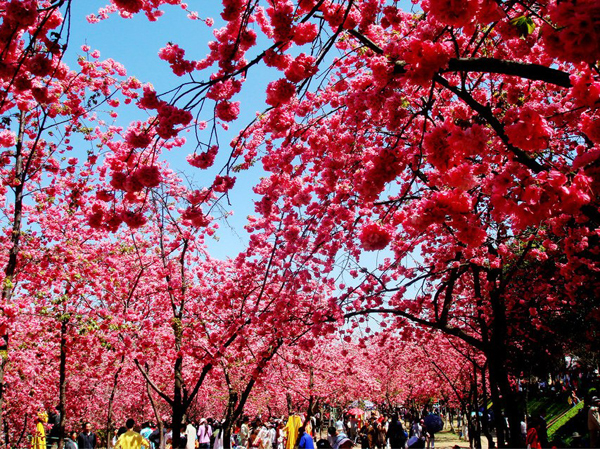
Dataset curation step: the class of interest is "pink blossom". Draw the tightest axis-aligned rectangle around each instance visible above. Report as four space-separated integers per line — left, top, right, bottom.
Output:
212 175 236 193
403 40 452 85
293 22 318 46
422 0 479 27
135 165 161 188
187 146 218 169
138 84 161 110
121 209 147 228
505 106 552 152
6 0 38 28
125 129 152 148
110 172 128 190
158 43 195 76
0 130 16 148
113 0 143 14
215 100 240 122
265 79 296 107
543 0 600 64
359 221 392 251
581 114 600 144
263 49 291 70
284 54 317 83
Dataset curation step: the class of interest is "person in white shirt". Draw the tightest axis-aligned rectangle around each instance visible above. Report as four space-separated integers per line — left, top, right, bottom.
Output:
212 421 224 449
240 417 250 448
257 420 272 449
186 419 197 449
268 422 277 449
411 420 423 439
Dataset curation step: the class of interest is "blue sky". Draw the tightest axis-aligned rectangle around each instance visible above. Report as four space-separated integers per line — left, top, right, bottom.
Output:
67 1 276 259
65 1 416 262
60 1 425 338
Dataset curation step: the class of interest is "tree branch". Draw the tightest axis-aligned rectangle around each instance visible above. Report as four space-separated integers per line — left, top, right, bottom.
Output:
434 74 546 173
345 308 485 351
347 29 572 88
134 359 174 406
444 58 571 88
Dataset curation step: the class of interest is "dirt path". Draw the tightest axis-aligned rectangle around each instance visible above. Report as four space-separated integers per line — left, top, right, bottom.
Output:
431 430 488 449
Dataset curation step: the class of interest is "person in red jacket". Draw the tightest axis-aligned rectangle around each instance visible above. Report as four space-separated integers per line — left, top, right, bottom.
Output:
525 418 541 449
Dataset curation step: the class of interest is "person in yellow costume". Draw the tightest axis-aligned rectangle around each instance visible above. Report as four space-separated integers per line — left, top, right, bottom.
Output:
284 414 302 449
115 418 150 449
31 411 48 449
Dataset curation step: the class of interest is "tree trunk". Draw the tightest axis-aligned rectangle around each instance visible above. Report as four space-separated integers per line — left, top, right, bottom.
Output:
15 414 27 448
57 317 68 449
472 365 482 449
0 111 27 442
146 369 166 449
489 357 523 448
480 364 494 448
488 362 507 448
172 354 185 449
488 285 523 448
222 391 238 449
4 420 9 447
106 355 125 447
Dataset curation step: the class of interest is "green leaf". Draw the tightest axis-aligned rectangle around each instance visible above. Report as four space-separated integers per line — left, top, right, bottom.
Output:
509 15 536 37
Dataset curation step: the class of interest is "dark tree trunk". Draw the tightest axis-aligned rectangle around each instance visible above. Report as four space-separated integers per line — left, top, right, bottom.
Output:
0 111 27 442
57 317 68 449
15 414 27 448
488 362 507 448
172 354 185 449
106 355 125 446
480 364 494 448
146 370 166 449
489 357 524 448
222 391 238 449
472 365 482 449
488 285 523 449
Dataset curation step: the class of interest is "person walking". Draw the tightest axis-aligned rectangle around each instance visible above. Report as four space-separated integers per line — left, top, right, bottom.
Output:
47 407 61 449
525 418 541 449
31 411 48 449
257 420 272 449
65 431 79 449
185 419 197 449
588 397 600 448
78 422 97 449
298 427 315 449
141 423 154 443
114 419 150 449
387 415 406 449
240 418 251 449
198 419 212 449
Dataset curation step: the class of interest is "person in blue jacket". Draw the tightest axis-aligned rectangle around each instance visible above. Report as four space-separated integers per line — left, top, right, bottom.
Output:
298 427 315 449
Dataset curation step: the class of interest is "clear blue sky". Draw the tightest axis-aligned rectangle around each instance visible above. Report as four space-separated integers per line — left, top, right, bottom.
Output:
66 1 416 261
68 1 276 259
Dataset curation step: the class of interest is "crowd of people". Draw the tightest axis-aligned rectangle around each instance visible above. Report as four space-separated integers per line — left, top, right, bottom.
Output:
30 410 441 449
27 394 600 449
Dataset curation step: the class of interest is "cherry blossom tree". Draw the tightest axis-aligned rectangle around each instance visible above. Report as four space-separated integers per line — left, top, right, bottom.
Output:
124 0 597 446
1 2 599 449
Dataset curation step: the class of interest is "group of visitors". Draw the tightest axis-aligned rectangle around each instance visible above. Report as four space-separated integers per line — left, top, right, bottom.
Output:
32 419 100 449
31 393 600 449
32 418 149 449
349 414 410 449
329 412 439 449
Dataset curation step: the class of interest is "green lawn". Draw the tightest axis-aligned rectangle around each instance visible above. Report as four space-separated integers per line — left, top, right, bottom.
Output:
547 401 584 440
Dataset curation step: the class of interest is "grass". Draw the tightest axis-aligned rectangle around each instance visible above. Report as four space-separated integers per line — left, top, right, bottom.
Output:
527 396 571 423
547 401 584 440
